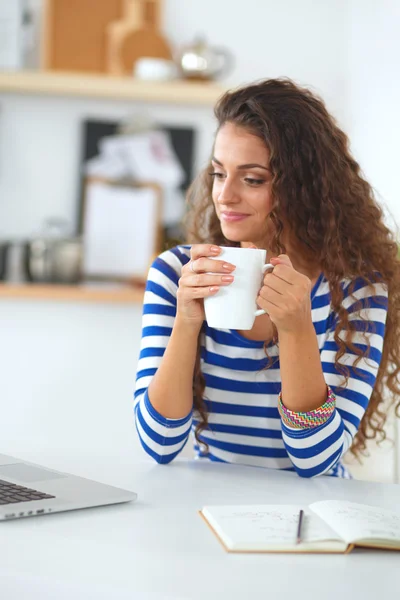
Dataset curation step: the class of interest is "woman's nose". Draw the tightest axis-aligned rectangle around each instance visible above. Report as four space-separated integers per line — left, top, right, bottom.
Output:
217 179 240 204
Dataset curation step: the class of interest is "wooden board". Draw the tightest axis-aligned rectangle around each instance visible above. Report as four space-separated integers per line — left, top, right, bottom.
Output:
121 0 161 31
0 282 145 304
118 28 172 74
0 70 225 105
42 0 124 72
107 0 172 75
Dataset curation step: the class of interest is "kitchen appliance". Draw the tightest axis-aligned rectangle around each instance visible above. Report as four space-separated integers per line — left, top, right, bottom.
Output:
0 241 9 280
177 37 233 81
24 219 83 284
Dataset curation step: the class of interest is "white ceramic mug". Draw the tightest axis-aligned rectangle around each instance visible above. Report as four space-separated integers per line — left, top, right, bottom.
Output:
133 57 178 81
204 246 273 330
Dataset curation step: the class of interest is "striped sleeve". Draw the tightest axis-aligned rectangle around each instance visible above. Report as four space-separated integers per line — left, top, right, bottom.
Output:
281 278 388 478
134 246 193 464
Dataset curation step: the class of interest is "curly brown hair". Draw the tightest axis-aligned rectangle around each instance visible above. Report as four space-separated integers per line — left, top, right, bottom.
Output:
184 77 400 461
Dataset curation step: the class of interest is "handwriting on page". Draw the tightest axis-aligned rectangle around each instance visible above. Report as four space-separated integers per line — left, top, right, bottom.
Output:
311 500 400 542
216 506 339 543
335 503 400 538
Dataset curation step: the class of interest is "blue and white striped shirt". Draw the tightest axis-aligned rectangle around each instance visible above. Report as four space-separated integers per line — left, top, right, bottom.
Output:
134 246 388 478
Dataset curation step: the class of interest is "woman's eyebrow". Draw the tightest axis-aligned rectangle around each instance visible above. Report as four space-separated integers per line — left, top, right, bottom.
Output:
212 157 271 172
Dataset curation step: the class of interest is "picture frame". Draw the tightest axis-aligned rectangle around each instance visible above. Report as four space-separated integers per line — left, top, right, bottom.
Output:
81 176 162 284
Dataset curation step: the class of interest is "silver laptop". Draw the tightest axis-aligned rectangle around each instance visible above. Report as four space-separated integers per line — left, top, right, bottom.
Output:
0 453 137 520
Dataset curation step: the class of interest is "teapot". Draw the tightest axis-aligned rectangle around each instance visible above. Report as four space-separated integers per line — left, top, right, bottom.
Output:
24 218 83 284
177 37 233 81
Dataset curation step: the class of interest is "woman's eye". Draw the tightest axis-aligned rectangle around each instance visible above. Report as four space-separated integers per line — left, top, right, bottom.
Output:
244 177 265 186
209 172 225 180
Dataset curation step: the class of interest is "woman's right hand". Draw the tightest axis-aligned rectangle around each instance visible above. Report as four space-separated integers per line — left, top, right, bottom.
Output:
176 245 236 328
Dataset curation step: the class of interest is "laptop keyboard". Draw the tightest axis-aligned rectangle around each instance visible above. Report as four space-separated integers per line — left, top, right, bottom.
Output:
0 479 55 504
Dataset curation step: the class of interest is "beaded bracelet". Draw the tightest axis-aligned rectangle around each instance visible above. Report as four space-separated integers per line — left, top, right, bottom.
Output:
278 386 336 429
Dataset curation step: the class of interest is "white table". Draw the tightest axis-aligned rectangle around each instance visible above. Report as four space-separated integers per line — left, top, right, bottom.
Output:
1 453 399 600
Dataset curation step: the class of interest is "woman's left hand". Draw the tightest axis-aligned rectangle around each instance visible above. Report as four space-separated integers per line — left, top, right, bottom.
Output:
257 254 313 333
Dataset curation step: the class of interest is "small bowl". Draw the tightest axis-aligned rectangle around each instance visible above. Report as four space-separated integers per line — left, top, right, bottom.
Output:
133 57 178 82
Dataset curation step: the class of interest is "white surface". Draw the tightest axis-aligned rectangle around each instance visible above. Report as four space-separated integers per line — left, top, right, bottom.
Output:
347 0 400 229
0 0 24 70
83 182 158 278
1 456 400 600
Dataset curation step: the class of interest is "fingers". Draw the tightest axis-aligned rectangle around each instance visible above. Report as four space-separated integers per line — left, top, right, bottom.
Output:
179 273 234 300
270 254 293 268
265 263 295 285
190 244 221 261
186 273 234 287
262 271 291 294
178 285 221 300
258 285 283 308
190 257 236 274
179 245 235 300
188 245 236 274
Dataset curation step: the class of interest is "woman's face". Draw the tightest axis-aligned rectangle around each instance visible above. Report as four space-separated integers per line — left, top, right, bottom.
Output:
211 122 273 248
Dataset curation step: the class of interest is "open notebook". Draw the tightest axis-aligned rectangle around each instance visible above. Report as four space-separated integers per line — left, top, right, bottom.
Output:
200 500 400 554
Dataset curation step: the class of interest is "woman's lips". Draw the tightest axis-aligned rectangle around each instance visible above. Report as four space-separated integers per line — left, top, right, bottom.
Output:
220 211 249 222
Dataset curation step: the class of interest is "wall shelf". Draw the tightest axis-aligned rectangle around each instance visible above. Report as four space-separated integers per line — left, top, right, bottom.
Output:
0 282 145 304
0 70 225 105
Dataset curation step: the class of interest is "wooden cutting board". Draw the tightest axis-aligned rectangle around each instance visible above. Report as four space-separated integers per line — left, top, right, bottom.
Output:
107 0 172 76
42 0 125 72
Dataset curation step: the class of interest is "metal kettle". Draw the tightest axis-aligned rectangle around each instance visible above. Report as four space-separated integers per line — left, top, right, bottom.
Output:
24 219 83 284
177 37 233 81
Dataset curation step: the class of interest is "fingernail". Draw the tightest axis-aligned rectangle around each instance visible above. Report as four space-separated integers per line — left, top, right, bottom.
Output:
221 275 234 282
210 246 220 254
222 263 235 270
209 286 219 292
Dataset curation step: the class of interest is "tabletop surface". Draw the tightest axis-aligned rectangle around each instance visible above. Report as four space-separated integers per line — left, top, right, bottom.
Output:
1 453 400 600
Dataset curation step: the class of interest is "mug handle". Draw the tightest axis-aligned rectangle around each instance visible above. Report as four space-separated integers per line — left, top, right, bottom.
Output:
254 263 274 317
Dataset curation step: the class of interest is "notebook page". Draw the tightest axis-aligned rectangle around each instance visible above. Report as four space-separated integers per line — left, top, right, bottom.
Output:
310 500 400 544
201 505 343 550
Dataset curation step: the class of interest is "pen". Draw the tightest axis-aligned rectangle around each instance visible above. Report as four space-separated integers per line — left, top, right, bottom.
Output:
296 509 304 544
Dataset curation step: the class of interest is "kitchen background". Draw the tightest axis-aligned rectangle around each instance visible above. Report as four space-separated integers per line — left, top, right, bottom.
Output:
0 0 399 481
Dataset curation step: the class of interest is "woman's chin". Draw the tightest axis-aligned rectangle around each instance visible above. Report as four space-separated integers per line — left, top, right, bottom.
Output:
222 234 242 243
220 226 246 243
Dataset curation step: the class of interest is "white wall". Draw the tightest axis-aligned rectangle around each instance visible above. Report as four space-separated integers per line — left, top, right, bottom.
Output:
342 0 400 482
347 0 400 231
0 0 398 479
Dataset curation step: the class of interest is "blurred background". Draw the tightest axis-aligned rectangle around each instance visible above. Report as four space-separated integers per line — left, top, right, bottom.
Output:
0 0 399 482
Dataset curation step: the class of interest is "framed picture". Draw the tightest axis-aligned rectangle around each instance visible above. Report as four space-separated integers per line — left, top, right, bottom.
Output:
81 176 162 283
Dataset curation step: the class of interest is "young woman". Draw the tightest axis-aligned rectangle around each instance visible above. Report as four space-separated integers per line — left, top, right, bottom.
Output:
134 78 400 478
